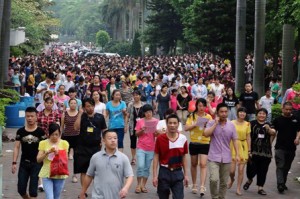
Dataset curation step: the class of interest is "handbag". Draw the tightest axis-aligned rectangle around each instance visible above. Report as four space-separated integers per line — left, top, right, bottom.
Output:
188 100 196 113
50 150 69 177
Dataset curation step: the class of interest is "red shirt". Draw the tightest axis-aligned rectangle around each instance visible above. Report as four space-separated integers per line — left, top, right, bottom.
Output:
37 110 60 135
205 102 217 118
154 133 188 168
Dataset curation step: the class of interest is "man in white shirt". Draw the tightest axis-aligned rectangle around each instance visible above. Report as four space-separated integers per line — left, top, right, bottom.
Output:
36 72 54 104
64 75 75 94
191 77 208 99
259 89 274 123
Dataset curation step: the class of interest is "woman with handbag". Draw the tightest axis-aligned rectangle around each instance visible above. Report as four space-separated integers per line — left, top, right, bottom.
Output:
37 123 69 199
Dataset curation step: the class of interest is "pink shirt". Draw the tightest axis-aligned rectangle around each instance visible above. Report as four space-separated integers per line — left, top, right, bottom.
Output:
170 95 177 111
135 118 159 151
286 91 300 110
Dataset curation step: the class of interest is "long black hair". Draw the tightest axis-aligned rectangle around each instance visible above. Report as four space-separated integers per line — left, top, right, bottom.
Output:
191 98 207 120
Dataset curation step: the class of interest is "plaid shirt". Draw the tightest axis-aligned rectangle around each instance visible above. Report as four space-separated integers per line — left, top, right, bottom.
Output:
37 110 60 135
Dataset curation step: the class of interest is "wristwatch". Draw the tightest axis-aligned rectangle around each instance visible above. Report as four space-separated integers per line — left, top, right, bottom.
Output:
12 162 17 165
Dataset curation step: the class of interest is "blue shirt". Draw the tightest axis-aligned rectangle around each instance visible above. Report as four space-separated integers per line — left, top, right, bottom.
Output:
106 101 126 129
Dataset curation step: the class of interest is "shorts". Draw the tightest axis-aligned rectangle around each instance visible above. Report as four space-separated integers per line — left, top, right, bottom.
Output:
189 142 210 155
62 135 78 149
74 144 100 174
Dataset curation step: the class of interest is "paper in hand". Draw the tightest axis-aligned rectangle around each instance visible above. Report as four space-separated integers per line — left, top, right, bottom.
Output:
144 119 158 133
196 117 209 128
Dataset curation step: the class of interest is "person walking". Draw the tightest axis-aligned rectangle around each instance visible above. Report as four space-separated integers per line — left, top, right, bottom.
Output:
79 130 134 199
152 114 189 199
37 123 69 199
127 90 145 165
74 98 107 197
12 107 46 199
227 107 251 196
134 104 159 193
156 84 170 120
243 108 276 195
106 89 128 152
273 102 300 193
239 82 260 121
203 103 239 199
176 86 191 125
60 99 80 183
185 98 212 196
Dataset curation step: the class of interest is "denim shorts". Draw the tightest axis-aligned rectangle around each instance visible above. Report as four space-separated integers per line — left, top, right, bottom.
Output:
18 161 42 197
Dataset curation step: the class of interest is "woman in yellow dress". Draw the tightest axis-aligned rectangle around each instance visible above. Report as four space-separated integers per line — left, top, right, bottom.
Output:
185 98 212 196
227 107 251 196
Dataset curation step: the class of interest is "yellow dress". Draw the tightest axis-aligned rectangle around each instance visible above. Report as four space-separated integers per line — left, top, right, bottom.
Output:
230 120 251 162
186 113 212 144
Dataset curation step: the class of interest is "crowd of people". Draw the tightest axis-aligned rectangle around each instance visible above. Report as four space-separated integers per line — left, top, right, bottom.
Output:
9 50 300 199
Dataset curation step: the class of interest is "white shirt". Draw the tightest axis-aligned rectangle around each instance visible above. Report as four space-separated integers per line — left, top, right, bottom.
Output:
64 81 75 92
210 83 224 97
94 102 106 115
259 95 274 113
156 120 183 132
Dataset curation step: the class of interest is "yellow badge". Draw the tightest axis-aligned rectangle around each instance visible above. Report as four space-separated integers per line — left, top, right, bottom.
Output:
87 127 94 133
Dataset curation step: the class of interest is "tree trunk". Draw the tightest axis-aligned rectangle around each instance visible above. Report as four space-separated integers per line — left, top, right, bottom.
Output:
234 0 247 94
0 0 11 89
282 24 295 95
253 0 266 97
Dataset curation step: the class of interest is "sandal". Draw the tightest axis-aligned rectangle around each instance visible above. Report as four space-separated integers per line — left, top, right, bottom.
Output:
243 179 252 190
258 189 267 195
200 186 206 197
135 187 141 193
191 184 197 194
131 158 136 165
141 187 148 193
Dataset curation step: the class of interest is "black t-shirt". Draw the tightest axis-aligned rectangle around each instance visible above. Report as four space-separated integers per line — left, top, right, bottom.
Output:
239 91 259 114
79 113 107 146
273 115 300 151
223 96 239 108
15 127 46 163
177 94 191 110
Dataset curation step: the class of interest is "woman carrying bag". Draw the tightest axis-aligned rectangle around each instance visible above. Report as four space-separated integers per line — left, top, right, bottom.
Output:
37 123 69 199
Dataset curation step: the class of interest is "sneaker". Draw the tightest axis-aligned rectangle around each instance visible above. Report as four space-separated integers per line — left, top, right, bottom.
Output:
38 185 44 192
277 184 284 193
72 175 78 183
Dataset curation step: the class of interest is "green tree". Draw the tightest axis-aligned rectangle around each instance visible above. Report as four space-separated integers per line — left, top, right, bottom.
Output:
131 32 142 57
96 30 110 49
105 41 131 56
144 0 183 54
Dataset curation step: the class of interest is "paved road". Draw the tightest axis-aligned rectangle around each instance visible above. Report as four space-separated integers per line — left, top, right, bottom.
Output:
1 128 300 199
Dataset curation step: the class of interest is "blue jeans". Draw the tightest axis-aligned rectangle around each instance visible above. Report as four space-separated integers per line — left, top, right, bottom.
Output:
136 149 154 177
18 161 42 197
42 178 65 199
112 128 125 148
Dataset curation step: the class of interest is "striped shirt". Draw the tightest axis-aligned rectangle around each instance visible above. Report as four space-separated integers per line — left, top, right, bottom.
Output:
63 111 80 136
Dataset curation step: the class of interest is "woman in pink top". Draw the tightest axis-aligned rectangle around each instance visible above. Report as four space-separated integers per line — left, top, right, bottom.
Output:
170 88 178 111
54 85 70 112
135 104 159 194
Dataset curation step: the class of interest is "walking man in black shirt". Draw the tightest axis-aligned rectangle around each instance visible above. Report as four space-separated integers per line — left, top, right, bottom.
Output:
273 102 300 193
12 107 46 198
239 82 260 121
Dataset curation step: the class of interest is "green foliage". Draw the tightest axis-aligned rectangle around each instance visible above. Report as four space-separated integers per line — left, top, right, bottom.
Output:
272 103 282 122
51 0 105 43
96 30 110 48
11 0 60 54
10 46 24 57
0 89 20 103
144 0 183 54
0 98 13 127
292 83 300 92
131 32 142 57
105 41 131 57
